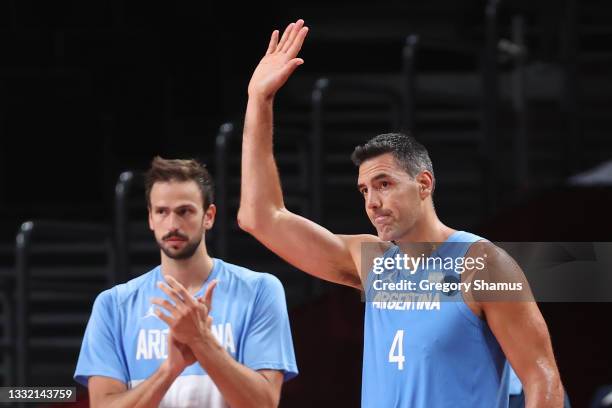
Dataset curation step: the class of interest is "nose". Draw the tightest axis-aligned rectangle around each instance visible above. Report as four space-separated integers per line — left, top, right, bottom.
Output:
366 189 381 210
167 212 182 230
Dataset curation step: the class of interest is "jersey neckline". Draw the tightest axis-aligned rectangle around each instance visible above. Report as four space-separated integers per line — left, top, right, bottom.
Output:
156 257 222 298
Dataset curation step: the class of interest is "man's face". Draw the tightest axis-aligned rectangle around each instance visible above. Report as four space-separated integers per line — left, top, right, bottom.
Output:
148 180 215 260
357 152 428 241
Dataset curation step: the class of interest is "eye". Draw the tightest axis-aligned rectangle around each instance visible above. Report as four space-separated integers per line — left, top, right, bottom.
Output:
378 180 392 191
359 187 368 196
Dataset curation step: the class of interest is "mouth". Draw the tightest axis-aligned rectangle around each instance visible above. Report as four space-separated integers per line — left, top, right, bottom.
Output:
164 237 187 244
374 215 391 225
163 231 188 241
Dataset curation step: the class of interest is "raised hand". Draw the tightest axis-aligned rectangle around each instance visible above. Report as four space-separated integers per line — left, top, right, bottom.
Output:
247 19 309 101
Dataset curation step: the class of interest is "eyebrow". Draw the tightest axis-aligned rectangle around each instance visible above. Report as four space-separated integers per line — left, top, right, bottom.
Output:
153 204 197 211
175 204 196 210
357 173 391 189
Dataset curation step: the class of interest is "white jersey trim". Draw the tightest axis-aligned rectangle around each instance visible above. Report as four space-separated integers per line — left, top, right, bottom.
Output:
130 374 228 408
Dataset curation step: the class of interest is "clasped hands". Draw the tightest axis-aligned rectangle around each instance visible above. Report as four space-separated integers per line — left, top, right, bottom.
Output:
151 276 218 373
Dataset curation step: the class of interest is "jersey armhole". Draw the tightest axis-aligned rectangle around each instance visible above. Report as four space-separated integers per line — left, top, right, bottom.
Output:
454 300 485 329
455 238 489 329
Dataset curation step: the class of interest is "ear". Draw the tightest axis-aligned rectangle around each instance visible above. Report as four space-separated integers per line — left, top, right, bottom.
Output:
203 204 216 230
416 171 434 199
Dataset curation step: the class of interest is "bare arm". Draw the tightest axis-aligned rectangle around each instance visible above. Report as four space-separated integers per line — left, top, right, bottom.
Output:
88 336 192 408
470 245 564 407
89 364 176 408
192 337 283 408
238 20 371 288
487 301 564 407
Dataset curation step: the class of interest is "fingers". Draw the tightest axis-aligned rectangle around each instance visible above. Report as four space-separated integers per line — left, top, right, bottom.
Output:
196 298 214 328
155 277 219 332
196 297 212 325
266 30 279 55
155 308 173 326
264 19 308 75
157 281 184 311
281 19 304 53
276 22 295 52
203 279 218 312
164 276 197 307
280 58 305 82
287 26 309 58
151 297 178 317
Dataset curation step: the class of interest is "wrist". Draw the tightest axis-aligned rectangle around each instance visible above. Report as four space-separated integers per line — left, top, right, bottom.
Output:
160 359 184 379
192 331 222 363
247 91 274 104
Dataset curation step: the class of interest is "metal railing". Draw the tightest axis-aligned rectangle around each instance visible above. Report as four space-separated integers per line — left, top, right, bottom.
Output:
15 220 113 386
215 122 235 259
402 34 419 133
0 270 14 388
311 77 404 222
114 170 142 284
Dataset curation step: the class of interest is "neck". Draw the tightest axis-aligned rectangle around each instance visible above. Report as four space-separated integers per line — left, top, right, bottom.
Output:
160 242 214 295
396 206 456 245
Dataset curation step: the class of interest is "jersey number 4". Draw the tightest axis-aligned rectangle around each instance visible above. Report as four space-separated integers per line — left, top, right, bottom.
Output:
389 330 405 370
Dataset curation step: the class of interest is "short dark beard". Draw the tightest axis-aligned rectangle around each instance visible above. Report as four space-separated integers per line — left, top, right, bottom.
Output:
158 234 203 260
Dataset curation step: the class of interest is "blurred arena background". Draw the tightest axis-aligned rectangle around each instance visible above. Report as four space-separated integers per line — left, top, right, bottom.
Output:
0 0 611 406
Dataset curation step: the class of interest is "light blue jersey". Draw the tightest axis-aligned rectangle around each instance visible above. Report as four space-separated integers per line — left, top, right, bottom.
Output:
509 366 523 395
75 258 298 407
362 231 510 408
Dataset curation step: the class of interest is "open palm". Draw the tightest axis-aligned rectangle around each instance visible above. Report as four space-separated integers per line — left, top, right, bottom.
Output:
248 19 309 100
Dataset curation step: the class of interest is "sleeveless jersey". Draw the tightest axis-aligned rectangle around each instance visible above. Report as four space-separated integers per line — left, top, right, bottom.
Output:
362 231 510 407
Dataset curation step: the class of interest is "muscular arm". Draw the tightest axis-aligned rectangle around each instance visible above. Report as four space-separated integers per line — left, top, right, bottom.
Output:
487 301 564 407
192 336 283 408
88 361 180 408
470 244 564 407
238 20 372 288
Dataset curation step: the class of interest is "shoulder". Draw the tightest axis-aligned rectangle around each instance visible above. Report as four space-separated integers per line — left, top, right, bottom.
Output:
255 272 285 296
462 239 531 303
338 234 391 284
215 258 283 296
464 239 516 270
92 287 116 310
95 266 160 310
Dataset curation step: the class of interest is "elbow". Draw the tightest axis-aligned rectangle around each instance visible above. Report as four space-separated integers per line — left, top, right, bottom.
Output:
237 205 279 235
236 205 259 235
237 207 257 234
237 208 268 235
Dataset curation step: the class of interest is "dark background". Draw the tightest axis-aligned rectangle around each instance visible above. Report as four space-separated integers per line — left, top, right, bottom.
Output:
0 0 611 407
